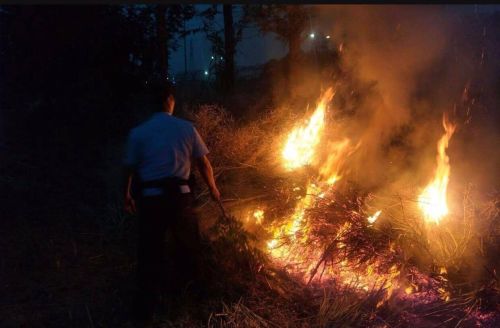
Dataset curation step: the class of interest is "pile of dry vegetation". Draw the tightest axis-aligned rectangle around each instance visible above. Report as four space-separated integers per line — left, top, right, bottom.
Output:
169 104 500 328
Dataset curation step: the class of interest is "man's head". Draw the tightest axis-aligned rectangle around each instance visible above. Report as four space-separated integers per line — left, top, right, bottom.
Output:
160 82 176 114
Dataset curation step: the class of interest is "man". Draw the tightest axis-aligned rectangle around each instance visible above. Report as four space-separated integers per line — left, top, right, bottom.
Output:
123 82 220 320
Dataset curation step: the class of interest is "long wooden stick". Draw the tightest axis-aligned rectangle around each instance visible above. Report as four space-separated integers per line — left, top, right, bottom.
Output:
217 199 230 221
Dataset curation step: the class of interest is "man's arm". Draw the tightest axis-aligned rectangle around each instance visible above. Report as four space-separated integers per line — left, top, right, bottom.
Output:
194 155 220 201
123 129 139 214
123 166 137 214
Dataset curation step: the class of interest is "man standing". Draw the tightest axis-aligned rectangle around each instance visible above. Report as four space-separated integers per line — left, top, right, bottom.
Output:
123 82 220 320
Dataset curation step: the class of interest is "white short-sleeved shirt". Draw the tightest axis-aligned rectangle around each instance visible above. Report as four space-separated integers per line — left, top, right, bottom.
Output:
124 112 209 196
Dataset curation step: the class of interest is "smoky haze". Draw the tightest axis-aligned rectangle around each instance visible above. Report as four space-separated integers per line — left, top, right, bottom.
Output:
314 5 500 193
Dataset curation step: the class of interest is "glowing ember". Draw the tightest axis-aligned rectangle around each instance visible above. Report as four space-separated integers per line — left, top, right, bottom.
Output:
282 88 334 170
418 114 456 224
252 209 264 224
367 210 382 224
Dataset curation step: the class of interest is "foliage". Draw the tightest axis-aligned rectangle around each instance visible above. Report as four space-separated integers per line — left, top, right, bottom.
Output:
245 5 310 58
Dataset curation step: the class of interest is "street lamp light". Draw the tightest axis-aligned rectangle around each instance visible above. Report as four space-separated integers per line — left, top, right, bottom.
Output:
309 33 315 39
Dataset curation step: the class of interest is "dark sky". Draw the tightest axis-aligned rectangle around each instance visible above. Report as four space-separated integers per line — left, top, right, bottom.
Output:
169 4 500 75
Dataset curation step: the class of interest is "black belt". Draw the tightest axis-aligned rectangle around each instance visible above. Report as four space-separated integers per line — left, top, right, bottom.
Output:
140 176 189 189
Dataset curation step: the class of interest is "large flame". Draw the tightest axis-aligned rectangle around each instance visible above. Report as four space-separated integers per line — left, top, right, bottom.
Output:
418 114 456 224
282 88 334 170
262 88 409 301
266 88 399 292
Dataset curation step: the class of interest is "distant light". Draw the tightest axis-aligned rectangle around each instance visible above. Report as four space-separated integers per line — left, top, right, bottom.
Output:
210 56 214 60
204 70 209 76
220 56 223 60
310 33 315 39
326 35 331 39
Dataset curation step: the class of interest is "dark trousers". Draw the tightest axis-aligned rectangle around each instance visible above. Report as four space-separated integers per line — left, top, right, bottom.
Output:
134 192 203 316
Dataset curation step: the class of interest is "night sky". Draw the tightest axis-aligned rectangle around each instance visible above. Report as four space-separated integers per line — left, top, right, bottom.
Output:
169 4 500 75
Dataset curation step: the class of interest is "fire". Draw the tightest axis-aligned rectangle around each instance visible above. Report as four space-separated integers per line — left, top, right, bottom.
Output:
252 209 264 224
418 114 456 224
318 138 354 185
267 183 320 261
282 88 334 170
264 88 402 295
367 210 382 224
269 88 339 268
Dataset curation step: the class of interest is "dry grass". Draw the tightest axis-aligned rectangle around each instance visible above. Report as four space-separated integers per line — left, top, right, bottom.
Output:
3 102 497 327
185 104 500 327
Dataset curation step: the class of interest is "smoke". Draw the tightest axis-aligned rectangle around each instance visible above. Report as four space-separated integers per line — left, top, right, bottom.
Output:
310 5 500 282
315 5 500 191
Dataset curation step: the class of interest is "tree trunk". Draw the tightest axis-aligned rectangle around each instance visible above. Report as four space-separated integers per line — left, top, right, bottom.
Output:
288 32 301 66
155 5 168 79
223 4 235 93
285 5 303 93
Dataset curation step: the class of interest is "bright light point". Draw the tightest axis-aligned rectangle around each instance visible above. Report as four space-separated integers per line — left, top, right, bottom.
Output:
252 209 264 224
204 70 209 76
267 239 278 249
367 210 382 224
326 35 331 39
310 33 315 39
210 56 214 60
220 56 223 60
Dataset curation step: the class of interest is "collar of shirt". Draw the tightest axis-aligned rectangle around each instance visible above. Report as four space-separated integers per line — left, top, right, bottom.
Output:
152 112 172 120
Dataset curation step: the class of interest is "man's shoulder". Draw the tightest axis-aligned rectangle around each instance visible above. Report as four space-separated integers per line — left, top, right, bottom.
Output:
129 122 146 138
129 114 197 137
170 115 194 126
130 113 165 132
169 115 197 132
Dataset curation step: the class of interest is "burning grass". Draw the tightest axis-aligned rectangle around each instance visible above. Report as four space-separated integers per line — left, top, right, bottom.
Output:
189 100 500 327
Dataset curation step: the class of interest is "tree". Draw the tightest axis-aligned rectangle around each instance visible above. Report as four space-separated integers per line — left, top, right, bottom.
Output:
152 5 195 80
200 5 247 94
223 5 235 92
246 5 310 83
155 5 168 78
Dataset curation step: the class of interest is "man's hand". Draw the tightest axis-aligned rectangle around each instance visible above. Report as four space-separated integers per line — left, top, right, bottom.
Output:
124 193 137 214
210 186 221 202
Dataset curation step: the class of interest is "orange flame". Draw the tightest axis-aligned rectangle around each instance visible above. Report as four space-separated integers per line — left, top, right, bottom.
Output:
282 88 334 170
418 114 456 224
266 88 401 295
318 138 354 185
